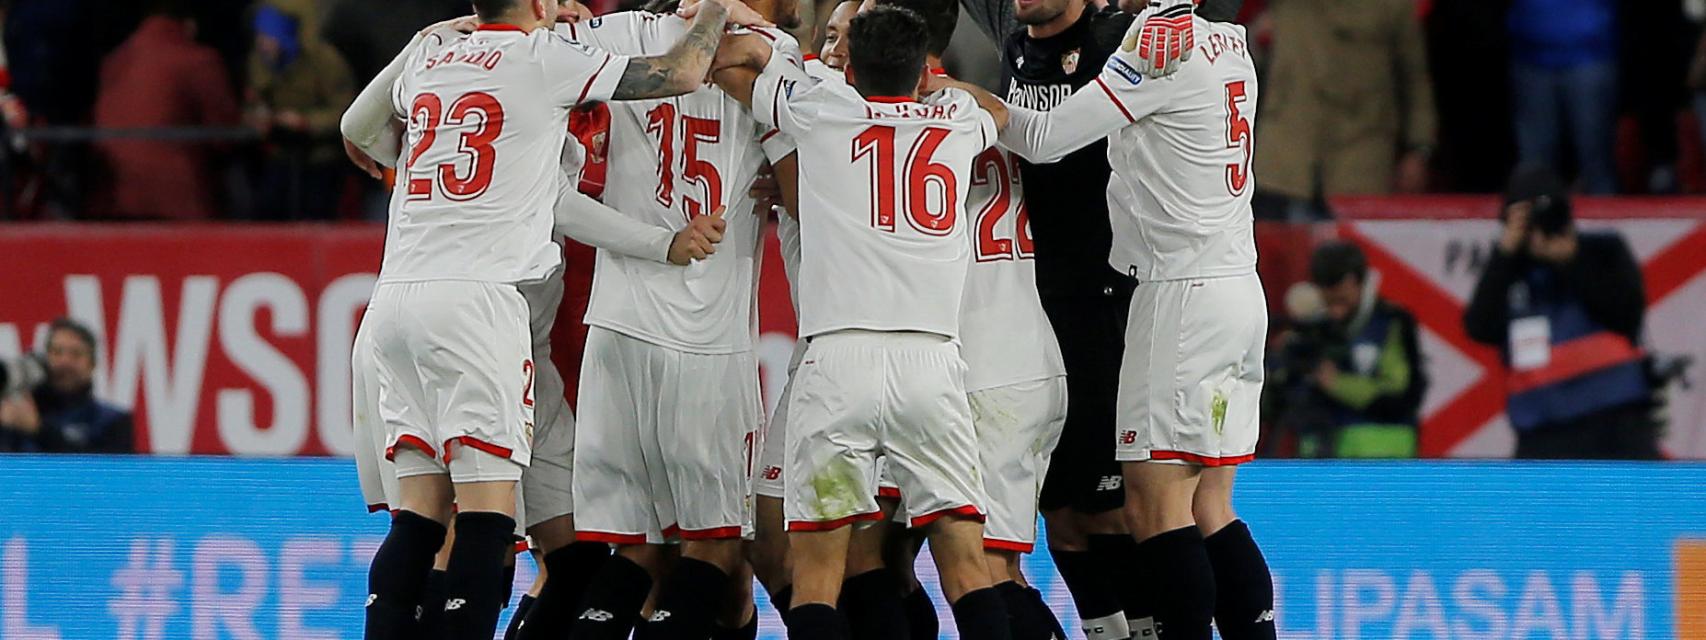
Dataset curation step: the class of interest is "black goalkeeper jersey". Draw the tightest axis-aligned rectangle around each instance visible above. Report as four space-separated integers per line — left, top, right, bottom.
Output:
1001 7 1136 299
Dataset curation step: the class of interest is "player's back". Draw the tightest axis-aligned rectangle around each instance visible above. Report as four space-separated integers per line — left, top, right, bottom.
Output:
384 25 624 285
770 79 997 340
1103 17 1258 282
563 14 799 353
960 146 1064 391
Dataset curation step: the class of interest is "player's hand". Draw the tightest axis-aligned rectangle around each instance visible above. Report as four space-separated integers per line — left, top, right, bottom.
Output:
1499 203 1530 256
556 1 594 24
920 72 955 95
750 165 781 215
1122 0 1194 78
342 137 383 180
668 207 728 265
679 0 774 28
423 15 478 37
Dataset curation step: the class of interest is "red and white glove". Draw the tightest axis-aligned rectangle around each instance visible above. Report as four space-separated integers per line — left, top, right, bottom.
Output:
1122 0 1195 78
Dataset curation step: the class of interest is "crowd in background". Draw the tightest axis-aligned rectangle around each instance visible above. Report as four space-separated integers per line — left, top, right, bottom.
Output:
0 0 1703 220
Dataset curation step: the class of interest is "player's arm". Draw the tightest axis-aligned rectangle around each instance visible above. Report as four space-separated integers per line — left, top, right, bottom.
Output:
771 153 801 219
339 21 464 168
554 181 725 265
999 52 1171 163
924 77 1009 131
609 0 771 100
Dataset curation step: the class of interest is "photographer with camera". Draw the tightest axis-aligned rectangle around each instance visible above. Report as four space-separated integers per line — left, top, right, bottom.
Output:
1463 166 1659 459
0 318 133 453
1267 242 1427 458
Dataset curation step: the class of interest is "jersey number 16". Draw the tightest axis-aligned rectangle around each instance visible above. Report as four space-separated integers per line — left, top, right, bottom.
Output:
852 125 958 235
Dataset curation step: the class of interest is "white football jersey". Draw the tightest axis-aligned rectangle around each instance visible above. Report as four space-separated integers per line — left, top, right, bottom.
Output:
754 61 997 339
776 54 844 311
1000 18 1258 283
802 55 842 84
562 15 800 353
959 146 1065 392
383 24 628 284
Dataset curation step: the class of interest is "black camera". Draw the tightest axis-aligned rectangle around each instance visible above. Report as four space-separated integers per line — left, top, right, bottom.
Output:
1503 164 1572 236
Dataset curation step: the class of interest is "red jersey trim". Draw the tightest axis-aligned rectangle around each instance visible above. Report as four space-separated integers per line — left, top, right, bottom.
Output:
367 503 390 514
867 95 918 104
476 24 528 32
787 511 884 532
1094 77 1136 123
675 525 745 540
1149 450 1256 466
910 505 984 528
803 53 819 61
386 435 437 461
759 129 781 143
983 538 1035 553
577 530 648 545
876 486 902 500
577 53 616 105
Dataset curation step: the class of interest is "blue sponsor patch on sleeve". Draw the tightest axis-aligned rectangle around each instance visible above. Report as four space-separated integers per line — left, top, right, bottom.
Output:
1107 56 1144 86
783 79 798 99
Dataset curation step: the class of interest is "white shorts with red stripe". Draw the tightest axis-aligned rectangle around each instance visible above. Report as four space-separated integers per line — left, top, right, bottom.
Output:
784 330 987 532
368 280 534 482
572 327 760 544
1116 273 1266 466
352 308 399 512
753 338 807 499
974 376 1067 553
519 271 578 529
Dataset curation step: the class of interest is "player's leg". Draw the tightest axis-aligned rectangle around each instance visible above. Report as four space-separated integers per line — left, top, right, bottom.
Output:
1039 294 1138 640
503 549 543 640
840 497 909 640
976 378 1070 640
1195 467 1275 640
1122 462 1213 640
782 333 886 640
363 291 451 640
751 340 802 612
712 556 759 640
570 328 665 640
886 333 1011 640
517 515 611 640
881 523 938 640
641 349 760 640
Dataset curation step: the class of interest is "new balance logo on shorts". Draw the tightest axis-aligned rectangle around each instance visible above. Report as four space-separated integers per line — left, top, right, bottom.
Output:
579 608 615 622
1096 475 1123 492
762 466 782 481
1119 430 1137 445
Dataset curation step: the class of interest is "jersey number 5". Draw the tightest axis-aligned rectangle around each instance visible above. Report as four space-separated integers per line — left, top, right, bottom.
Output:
406 92 505 201
1223 80 1252 197
852 125 957 235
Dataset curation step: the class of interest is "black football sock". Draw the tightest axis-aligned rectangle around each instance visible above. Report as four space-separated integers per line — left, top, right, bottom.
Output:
1027 586 1068 640
1204 521 1276 640
785 603 850 640
638 557 730 639
838 568 909 640
902 583 939 640
1090 533 1153 632
569 554 654 640
417 569 450 634
950 587 1014 640
711 615 759 640
440 511 518 640
769 585 794 613
517 542 612 640
364 511 446 640
503 594 535 640
995 581 1055 640
1135 527 1215 640
1049 547 1128 640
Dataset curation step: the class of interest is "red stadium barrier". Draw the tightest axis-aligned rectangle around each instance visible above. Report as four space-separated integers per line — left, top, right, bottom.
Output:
2 197 1704 458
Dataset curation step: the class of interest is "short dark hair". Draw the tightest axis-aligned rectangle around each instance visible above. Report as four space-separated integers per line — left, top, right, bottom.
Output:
1309 241 1368 287
848 6 929 98
473 0 526 22
148 0 194 19
873 0 958 58
48 317 98 360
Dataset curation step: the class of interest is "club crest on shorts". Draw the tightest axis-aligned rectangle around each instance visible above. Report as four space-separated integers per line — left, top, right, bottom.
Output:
1061 48 1081 75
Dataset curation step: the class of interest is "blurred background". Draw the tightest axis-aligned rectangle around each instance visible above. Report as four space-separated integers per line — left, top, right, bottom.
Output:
2 0 1706 638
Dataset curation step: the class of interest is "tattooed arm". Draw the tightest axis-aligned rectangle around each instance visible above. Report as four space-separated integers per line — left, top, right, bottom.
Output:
609 0 757 99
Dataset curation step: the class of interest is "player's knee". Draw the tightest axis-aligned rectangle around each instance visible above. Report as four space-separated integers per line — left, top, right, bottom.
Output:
1191 493 1237 535
682 538 745 572
525 514 577 554
1041 508 1090 550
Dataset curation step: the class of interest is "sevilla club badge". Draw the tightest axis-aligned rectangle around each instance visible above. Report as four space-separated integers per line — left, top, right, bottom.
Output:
1061 48 1081 74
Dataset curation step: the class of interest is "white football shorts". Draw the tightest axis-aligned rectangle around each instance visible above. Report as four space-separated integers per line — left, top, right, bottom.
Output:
974 376 1067 552
1116 273 1266 466
573 327 760 544
783 330 987 531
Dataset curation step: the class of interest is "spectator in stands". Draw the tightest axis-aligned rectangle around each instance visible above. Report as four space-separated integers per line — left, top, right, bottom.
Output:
1506 0 1618 195
0 318 133 453
323 0 464 84
1251 0 1435 220
247 0 355 220
1265 242 1427 458
1463 166 1659 459
91 0 240 220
